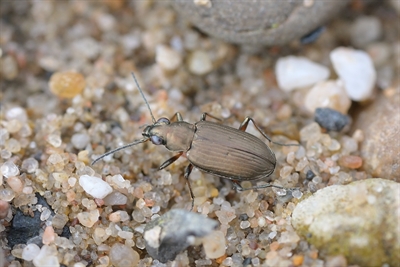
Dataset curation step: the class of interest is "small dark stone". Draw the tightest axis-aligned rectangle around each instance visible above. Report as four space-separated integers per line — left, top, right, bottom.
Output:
314 108 350 132
243 257 252 266
239 214 249 221
7 194 71 247
306 170 316 180
144 209 218 263
301 26 326 44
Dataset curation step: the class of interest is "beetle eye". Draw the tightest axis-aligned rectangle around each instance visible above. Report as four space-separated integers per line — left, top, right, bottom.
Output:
157 117 170 125
150 135 164 145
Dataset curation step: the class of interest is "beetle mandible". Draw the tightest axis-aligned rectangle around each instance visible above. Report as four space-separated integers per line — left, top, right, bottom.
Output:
92 73 299 209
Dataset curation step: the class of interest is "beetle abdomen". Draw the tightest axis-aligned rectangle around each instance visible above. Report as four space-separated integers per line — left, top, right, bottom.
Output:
187 121 276 181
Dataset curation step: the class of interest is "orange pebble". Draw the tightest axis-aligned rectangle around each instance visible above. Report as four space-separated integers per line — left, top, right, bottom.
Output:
216 254 227 264
49 71 86 98
292 255 304 266
338 155 363 169
309 250 318 259
42 225 56 245
270 241 280 251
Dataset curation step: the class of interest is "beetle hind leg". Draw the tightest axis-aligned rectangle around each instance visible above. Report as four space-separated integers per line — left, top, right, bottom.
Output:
231 180 284 192
239 117 298 147
184 164 195 211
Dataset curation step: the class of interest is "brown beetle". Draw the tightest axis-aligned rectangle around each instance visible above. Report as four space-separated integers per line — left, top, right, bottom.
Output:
93 73 299 209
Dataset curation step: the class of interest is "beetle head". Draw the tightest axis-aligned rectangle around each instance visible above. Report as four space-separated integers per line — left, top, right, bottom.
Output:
142 117 170 145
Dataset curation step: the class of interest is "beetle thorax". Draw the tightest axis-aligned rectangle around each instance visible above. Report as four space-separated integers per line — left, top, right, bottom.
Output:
146 122 195 152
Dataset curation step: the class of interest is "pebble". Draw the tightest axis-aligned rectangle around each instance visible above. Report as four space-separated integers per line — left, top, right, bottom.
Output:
76 209 100 228
51 214 69 229
366 42 391 67
71 133 90 149
338 155 362 169
304 80 351 114
156 44 182 71
47 134 62 147
6 106 28 122
352 93 399 181
5 138 21 153
144 209 218 263
6 176 23 193
1 160 20 178
103 191 128 206
109 243 140 266
330 47 376 101
275 56 329 92
188 50 213 75
42 225 56 245
350 16 382 48
212 234 239 259
292 178 400 266
21 158 39 173
314 107 350 132
32 245 60 267
0 55 18 80
79 175 113 199
0 200 10 219
22 243 41 261
49 71 86 98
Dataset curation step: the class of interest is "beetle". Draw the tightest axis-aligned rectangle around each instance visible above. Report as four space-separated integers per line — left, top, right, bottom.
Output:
92 73 299 209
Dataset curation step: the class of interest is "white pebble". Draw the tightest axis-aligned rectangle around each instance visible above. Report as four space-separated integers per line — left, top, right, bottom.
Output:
1 160 20 178
22 244 41 261
330 47 376 101
6 107 28 122
156 45 182 71
188 50 213 75
71 133 90 150
304 80 351 114
275 56 329 91
32 245 59 267
79 175 112 199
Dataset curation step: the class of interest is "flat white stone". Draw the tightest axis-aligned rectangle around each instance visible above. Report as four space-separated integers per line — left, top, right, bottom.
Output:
330 47 376 101
275 56 330 91
79 175 112 199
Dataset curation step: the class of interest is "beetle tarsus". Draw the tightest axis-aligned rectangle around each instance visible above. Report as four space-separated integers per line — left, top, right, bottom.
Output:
201 112 223 122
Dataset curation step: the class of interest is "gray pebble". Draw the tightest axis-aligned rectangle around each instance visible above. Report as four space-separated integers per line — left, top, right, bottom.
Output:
144 209 218 263
314 107 350 132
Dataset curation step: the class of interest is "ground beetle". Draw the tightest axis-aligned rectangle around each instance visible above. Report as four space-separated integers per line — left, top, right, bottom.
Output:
93 73 299 209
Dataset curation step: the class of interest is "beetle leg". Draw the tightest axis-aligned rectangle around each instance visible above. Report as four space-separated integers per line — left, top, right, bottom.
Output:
200 112 223 122
159 152 183 170
169 112 184 122
239 117 298 147
184 164 195 211
232 180 288 192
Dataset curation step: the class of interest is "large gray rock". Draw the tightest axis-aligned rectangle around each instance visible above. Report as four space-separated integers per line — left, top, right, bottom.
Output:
292 178 400 266
172 0 349 46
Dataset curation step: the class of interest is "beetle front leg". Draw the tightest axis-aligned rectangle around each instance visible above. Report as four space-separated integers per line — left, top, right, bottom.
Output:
184 164 195 211
159 152 183 170
169 112 184 122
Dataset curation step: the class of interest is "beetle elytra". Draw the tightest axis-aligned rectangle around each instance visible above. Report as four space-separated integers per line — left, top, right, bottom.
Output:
92 73 299 209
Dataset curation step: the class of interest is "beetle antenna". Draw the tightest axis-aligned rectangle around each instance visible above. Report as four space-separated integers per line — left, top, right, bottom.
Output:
91 138 149 165
131 72 156 124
